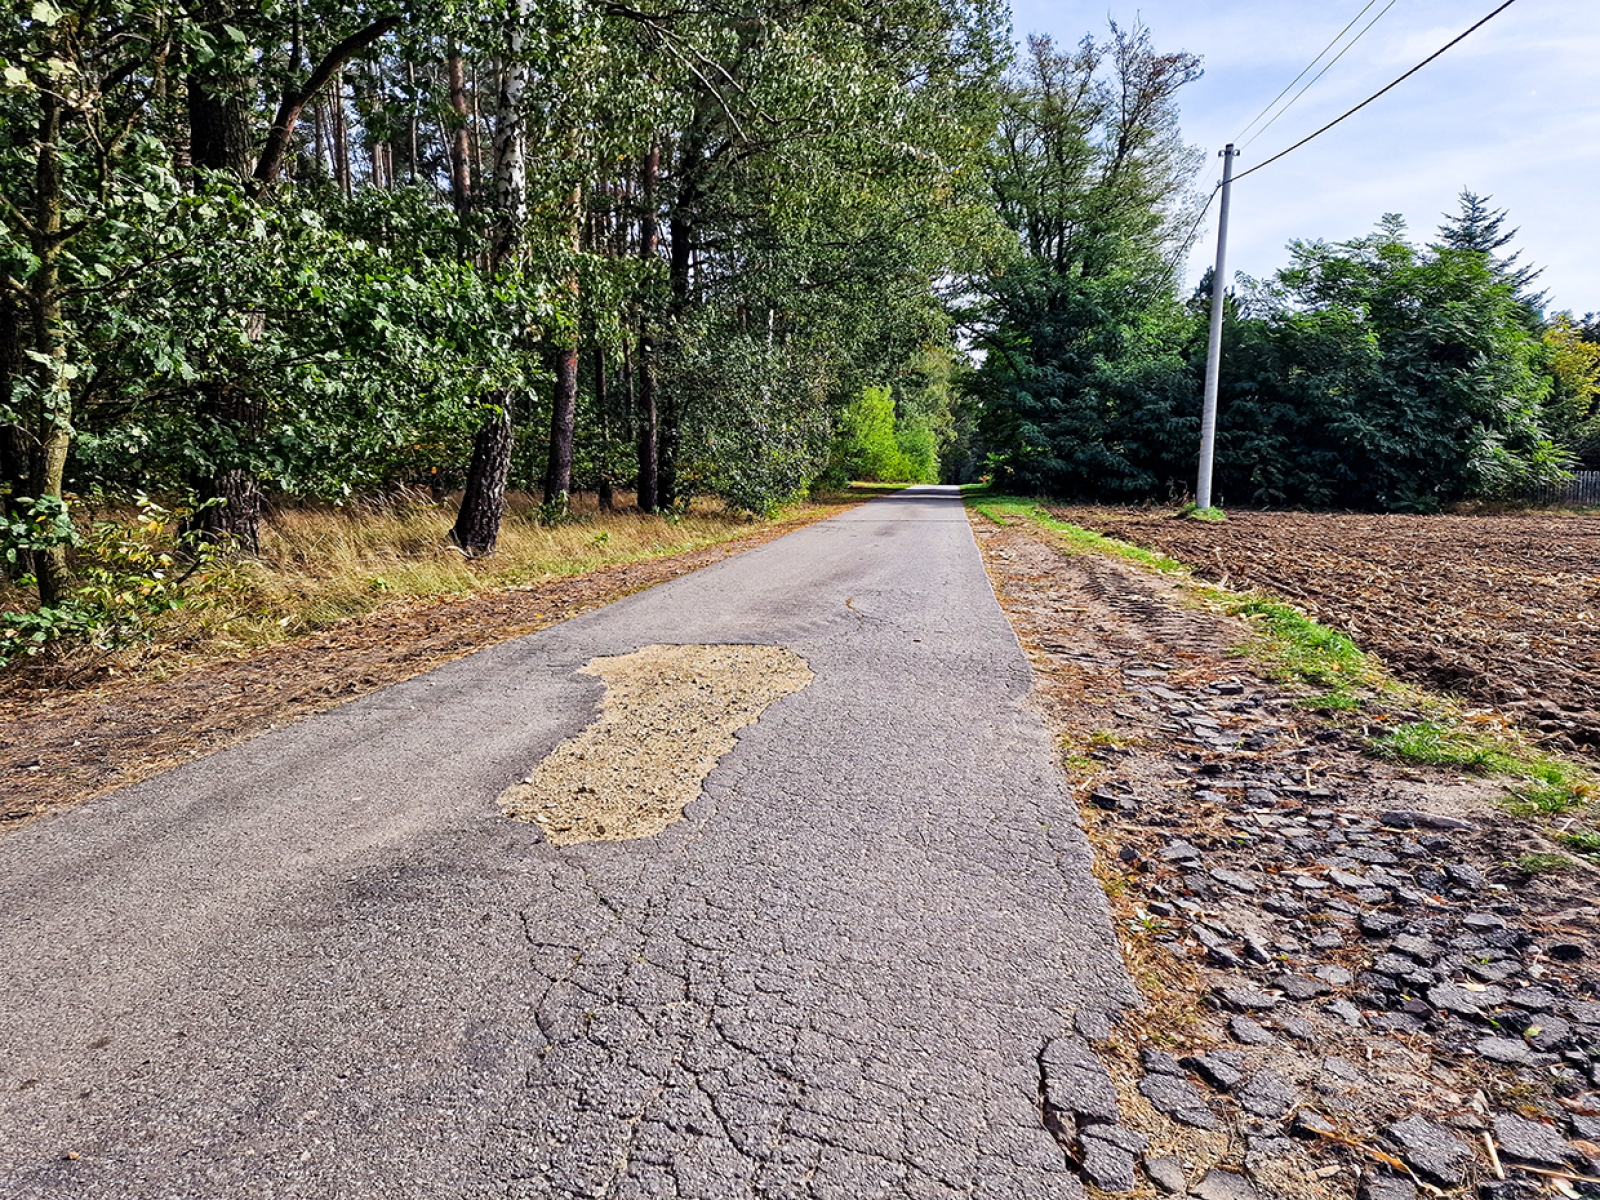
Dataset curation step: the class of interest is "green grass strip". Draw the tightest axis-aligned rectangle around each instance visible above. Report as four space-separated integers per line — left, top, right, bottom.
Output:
965 488 1594 815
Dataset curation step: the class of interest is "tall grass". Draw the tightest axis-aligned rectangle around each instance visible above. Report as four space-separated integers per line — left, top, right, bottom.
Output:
190 491 768 652
0 490 809 678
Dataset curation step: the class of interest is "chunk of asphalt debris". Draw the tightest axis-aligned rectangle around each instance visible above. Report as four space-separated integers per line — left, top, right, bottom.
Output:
1446 863 1486 890
1141 1047 1183 1076
1160 841 1204 863
1216 985 1279 1012
1476 1037 1532 1066
1569 1000 1600 1025
1360 912 1404 936
1380 810 1475 832
1137 1072 1219 1131
1324 998 1364 1027
1549 942 1586 963
1314 964 1355 987
1041 1036 1121 1127
1190 1168 1260 1200
1359 1171 1417 1200
1078 1127 1141 1193
1074 1006 1114 1042
1491 1114 1576 1169
1278 1015 1317 1042
1464 912 1507 932
1393 934 1442 964
1277 973 1333 1001
1295 1110 1337 1137
1384 1116 1473 1186
1429 982 1506 1017
1229 1016 1275 1046
1238 1070 1298 1119
1181 1051 1246 1092
1525 1016 1572 1053
1210 868 1259 893
1510 987 1558 1012
1143 1156 1186 1194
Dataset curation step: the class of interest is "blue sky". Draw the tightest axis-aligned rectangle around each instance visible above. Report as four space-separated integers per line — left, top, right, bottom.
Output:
1004 0 1599 315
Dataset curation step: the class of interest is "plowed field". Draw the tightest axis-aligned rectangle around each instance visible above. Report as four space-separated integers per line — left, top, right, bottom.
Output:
1050 507 1600 752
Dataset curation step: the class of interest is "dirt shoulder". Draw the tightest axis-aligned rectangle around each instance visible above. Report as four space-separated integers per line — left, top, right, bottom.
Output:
1 500 857 829
971 506 1600 1200
1047 506 1600 756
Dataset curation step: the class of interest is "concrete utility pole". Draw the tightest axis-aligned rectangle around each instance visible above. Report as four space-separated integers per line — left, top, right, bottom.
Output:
1196 143 1239 511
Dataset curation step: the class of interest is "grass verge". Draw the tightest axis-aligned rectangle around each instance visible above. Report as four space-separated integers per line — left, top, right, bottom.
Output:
965 488 1595 815
1 486 870 690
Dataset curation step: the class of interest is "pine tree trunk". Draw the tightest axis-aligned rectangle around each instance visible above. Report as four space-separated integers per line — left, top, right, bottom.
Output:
635 145 660 511
658 210 692 507
452 1 530 551
595 347 613 512
187 55 264 552
544 345 578 505
543 179 582 507
451 399 514 555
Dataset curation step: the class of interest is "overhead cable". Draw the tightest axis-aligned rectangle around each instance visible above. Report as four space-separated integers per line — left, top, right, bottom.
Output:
1233 0 1521 183
1242 0 1400 150
1234 0 1379 143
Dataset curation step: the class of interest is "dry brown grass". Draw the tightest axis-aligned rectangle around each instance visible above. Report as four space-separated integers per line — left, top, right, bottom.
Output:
1 488 846 686
221 491 759 646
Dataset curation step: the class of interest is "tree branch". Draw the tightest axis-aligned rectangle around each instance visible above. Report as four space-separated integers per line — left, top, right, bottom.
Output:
251 17 401 194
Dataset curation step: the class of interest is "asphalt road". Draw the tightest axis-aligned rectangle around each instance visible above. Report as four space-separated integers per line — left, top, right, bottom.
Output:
0 485 1136 1199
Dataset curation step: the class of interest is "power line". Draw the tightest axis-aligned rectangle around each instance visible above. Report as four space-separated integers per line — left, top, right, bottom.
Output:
1234 0 1379 144
1234 0 1521 184
1242 0 1399 150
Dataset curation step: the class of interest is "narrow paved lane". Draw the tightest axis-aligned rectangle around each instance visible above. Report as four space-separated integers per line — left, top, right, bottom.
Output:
0 486 1134 1199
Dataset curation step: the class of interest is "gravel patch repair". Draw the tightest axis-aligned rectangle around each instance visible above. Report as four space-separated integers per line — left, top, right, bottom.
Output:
499 643 812 844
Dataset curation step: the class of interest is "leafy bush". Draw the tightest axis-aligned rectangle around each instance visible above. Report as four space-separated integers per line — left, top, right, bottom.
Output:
1 496 222 667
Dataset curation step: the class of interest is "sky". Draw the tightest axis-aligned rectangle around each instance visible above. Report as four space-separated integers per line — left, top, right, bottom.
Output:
1004 0 1600 315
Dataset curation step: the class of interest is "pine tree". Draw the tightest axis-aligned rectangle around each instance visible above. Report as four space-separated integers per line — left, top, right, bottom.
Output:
1437 190 1546 312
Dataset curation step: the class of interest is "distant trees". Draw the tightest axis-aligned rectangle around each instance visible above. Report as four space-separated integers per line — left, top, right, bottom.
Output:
1 0 1006 622
964 24 1206 498
966 76 1595 514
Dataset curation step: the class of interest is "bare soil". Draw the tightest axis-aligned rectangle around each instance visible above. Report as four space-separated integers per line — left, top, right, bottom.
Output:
0 503 851 829
499 644 812 845
1048 507 1600 752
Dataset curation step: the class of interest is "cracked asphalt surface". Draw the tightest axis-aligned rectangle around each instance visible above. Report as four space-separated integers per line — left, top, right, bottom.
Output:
0 485 1135 1199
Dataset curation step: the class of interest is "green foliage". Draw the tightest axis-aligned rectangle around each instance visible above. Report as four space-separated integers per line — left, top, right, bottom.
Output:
1177 503 1225 522
1561 829 1600 859
1227 598 1372 708
1 494 80 570
1372 720 1590 814
0 496 222 666
1514 852 1572 875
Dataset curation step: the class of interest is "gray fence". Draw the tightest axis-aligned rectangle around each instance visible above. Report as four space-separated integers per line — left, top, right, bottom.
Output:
1527 470 1600 507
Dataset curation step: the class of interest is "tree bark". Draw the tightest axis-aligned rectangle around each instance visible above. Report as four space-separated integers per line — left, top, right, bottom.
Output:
543 181 582 507
251 19 398 194
187 49 265 551
447 46 472 214
27 84 72 605
635 145 660 511
595 347 613 512
451 400 514 555
658 208 692 507
544 343 578 504
452 0 531 552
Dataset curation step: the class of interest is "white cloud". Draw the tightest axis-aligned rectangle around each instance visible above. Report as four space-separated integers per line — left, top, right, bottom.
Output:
1006 0 1600 311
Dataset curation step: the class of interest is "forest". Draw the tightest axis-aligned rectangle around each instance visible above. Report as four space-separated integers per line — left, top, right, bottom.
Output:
2 0 1597 665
